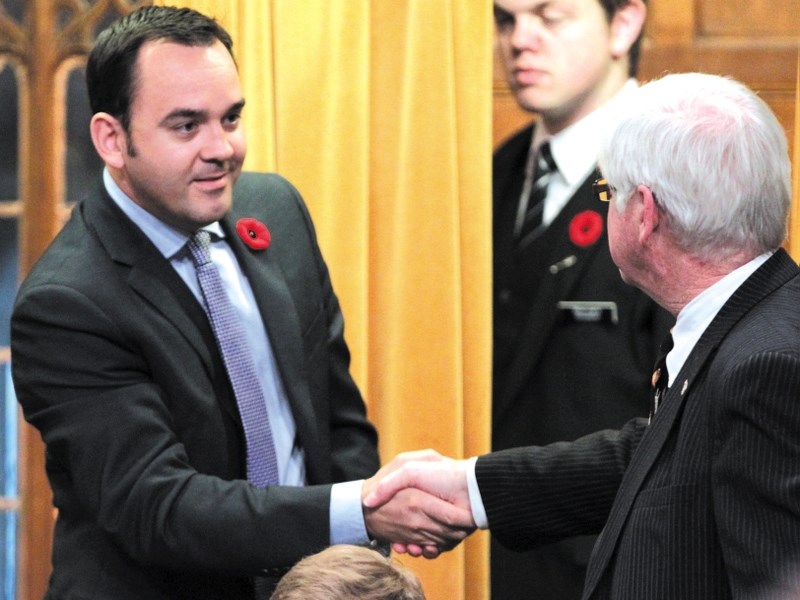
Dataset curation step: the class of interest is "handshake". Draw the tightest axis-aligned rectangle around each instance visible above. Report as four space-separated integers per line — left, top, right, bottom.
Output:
361 449 478 559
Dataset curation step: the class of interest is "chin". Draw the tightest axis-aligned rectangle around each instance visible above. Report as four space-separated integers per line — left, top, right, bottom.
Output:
515 94 543 114
184 206 231 231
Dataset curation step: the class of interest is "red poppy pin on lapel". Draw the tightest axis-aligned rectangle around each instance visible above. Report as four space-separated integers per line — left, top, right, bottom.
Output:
236 218 271 250
569 210 603 247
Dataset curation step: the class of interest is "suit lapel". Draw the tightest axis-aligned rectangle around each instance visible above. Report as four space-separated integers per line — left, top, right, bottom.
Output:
493 125 533 273
220 205 320 447
582 249 799 598
83 183 218 372
494 175 609 423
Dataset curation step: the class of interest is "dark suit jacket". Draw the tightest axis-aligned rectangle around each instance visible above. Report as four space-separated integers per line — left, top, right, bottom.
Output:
479 249 800 599
11 172 380 600
492 125 673 598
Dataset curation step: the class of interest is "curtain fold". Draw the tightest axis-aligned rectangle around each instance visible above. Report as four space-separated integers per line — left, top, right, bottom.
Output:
158 2 492 598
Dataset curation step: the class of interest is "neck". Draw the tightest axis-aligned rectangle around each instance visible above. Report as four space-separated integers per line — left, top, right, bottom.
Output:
540 69 631 135
645 250 758 316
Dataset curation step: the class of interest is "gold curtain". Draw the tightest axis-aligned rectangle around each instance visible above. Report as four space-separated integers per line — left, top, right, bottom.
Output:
156 1 493 598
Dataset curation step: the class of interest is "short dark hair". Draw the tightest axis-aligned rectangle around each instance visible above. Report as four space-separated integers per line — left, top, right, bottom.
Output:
86 5 234 133
598 0 648 77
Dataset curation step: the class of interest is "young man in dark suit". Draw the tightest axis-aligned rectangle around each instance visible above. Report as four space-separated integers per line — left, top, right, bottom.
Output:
491 0 672 597
11 6 466 599
365 71 800 600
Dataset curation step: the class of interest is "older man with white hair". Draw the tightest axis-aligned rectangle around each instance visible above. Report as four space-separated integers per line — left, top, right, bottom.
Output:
363 72 800 600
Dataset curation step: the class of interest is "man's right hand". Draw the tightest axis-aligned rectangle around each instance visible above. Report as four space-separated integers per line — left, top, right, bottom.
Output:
361 450 476 558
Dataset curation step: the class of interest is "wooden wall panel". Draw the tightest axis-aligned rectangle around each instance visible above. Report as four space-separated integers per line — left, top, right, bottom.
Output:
492 49 535 148
698 0 800 37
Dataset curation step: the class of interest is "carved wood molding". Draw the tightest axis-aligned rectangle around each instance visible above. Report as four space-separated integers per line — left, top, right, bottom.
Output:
0 201 22 217
0 0 152 65
0 497 21 511
0 9 26 59
56 0 152 62
5 4 155 600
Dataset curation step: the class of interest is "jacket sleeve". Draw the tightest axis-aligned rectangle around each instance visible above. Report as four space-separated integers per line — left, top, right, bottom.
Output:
476 418 646 551
11 278 341 575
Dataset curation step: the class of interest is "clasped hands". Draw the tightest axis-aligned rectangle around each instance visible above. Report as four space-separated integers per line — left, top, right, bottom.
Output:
361 449 476 559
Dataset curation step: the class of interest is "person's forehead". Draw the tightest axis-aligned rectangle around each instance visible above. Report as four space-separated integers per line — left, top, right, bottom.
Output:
136 39 233 69
132 40 238 91
494 0 600 12
129 40 241 112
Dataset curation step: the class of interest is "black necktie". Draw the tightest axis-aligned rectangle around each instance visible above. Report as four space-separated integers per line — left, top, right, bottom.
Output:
515 140 557 252
651 332 674 417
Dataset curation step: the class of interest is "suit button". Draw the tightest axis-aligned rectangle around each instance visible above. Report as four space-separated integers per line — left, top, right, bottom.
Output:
497 289 512 304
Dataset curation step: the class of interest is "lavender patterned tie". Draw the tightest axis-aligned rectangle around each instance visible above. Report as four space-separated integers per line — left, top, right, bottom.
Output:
188 230 279 487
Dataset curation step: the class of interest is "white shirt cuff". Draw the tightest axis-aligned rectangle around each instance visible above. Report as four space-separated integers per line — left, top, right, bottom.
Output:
329 480 370 545
466 456 489 529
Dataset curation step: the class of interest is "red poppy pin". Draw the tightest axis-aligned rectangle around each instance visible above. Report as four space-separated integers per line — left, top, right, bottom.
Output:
236 218 271 250
569 210 604 248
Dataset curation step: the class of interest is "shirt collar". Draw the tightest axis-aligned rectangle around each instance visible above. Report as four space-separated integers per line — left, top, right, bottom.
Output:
103 168 226 260
533 79 640 188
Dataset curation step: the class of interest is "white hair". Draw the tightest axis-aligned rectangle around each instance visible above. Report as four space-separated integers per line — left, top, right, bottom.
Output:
598 72 790 260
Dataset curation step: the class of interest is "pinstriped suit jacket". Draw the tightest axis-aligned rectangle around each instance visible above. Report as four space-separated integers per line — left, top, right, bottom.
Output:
477 249 800 599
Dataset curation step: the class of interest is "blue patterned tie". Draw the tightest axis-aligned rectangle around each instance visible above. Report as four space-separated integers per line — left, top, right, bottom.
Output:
188 230 279 487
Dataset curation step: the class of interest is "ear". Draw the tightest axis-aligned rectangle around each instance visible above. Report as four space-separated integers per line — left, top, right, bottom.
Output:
637 184 660 244
609 0 647 60
90 112 128 170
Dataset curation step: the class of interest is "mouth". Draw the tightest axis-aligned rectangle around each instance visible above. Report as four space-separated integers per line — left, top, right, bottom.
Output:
192 171 232 192
195 170 230 181
513 67 546 87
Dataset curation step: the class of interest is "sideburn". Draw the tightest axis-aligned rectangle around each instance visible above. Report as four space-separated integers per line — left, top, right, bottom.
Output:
124 128 138 158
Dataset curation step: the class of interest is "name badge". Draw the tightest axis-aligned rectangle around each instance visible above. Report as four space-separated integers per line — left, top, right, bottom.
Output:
557 301 619 325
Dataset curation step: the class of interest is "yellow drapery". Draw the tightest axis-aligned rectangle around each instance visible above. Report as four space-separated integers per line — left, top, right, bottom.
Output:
156 1 492 598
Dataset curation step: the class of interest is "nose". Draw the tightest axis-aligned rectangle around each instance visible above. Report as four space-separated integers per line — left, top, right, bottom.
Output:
200 123 237 163
509 15 543 53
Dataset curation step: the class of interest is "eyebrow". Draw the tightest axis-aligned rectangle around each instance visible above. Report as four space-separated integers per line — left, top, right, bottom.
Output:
494 1 558 23
160 99 246 126
493 4 511 19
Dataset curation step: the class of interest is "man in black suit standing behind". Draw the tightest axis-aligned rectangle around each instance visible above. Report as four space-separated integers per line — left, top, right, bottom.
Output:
365 71 800 600
11 6 468 599
491 0 672 597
